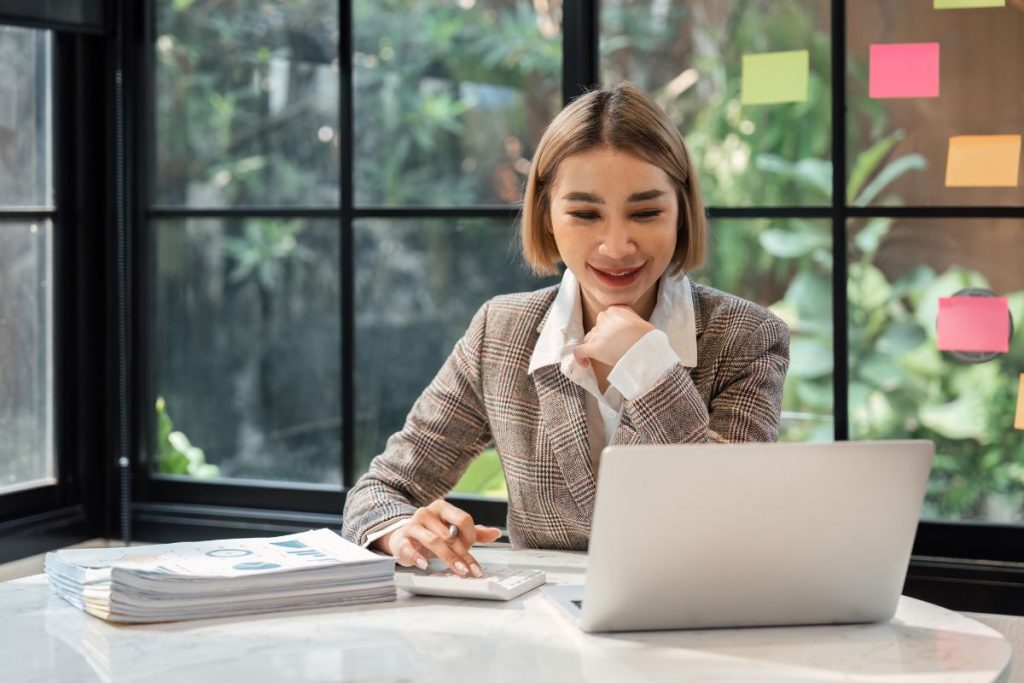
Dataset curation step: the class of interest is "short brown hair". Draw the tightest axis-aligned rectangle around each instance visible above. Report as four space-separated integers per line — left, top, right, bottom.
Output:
520 82 706 277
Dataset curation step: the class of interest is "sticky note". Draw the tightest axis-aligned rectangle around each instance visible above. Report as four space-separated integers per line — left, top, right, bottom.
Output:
1016 374 1024 430
945 135 1021 187
936 296 1010 353
869 43 939 99
741 50 809 105
935 0 1005 8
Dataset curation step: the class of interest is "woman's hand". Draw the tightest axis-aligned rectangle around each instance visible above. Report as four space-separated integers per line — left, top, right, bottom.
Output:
373 499 503 577
572 305 655 369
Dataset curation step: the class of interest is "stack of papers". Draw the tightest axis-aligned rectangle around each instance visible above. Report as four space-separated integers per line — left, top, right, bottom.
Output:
44 528 395 623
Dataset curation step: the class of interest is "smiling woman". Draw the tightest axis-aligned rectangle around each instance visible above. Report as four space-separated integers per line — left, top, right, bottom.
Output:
342 82 791 574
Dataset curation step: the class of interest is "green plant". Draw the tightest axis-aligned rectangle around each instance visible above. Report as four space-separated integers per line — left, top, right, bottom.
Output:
768 209 1024 520
156 396 219 478
452 448 508 499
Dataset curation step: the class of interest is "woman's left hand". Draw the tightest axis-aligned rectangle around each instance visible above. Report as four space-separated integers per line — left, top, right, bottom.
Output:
572 305 655 369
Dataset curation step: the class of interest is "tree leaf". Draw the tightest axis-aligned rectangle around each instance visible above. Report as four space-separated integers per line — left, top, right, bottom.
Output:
853 153 927 207
758 228 827 258
846 129 904 202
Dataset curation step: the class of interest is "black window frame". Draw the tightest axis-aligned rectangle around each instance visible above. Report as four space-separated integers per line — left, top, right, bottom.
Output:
3 0 1024 615
0 0 113 561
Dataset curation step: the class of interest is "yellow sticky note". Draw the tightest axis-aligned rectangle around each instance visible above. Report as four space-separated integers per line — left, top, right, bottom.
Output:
1016 374 1024 430
741 50 809 105
945 135 1022 187
935 0 1005 8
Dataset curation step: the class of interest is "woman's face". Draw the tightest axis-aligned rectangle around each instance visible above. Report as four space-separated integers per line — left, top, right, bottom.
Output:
548 146 679 324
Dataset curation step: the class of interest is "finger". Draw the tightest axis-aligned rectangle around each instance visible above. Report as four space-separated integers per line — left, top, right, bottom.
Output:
434 501 477 546
406 523 475 577
422 515 482 577
573 344 592 368
474 525 503 544
392 534 429 570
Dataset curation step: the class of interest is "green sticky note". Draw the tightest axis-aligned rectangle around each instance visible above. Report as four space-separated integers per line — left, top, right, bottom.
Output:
934 0 1005 8
741 50 810 105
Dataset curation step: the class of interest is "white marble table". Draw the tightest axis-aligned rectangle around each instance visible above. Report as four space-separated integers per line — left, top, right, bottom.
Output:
4 546 1012 683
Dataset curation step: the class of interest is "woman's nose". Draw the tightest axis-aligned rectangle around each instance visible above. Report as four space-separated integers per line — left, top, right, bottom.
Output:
599 221 636 259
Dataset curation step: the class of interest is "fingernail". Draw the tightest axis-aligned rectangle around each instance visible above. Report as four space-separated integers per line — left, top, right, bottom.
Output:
454 562 469 576
470 564 483 578
415 558 428 570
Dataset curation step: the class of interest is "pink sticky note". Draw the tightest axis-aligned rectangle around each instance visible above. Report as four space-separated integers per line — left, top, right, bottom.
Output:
869 43 940 99
936 296 1010 353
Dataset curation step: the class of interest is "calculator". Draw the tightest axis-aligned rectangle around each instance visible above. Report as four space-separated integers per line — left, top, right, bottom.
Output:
395 564 547 601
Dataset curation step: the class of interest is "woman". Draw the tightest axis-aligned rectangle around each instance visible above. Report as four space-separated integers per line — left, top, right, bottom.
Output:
342 82 790 578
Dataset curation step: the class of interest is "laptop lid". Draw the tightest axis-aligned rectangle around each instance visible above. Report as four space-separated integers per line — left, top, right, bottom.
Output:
579 440 933 632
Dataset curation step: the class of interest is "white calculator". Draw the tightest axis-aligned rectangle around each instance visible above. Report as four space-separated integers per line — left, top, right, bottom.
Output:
395 563 546 601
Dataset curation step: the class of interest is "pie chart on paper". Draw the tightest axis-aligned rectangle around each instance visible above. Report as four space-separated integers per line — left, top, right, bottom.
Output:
233 562 282 571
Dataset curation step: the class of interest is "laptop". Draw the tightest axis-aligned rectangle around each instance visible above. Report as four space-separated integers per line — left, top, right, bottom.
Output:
545 440 933 632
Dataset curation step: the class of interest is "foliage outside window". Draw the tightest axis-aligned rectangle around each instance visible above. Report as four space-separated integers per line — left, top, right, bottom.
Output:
150 1 1024 524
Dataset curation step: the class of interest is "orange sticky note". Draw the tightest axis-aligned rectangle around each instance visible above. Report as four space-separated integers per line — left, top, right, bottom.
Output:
936 296 1010 353
945 135 1022 187
1016 374 1024 430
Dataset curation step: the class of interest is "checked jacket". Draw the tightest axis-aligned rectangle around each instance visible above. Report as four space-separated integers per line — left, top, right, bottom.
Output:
342 282 790 550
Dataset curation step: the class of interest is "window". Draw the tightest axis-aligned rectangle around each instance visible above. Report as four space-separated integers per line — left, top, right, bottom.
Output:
151 1 342 487
153 218 342 484
147 1 560 502
599 0 1024 529
601 0 832 207
0 26 54 494
353 0 562 206
154 1 340 207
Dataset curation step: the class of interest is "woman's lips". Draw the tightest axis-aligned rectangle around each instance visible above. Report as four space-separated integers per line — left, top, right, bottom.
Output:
587 262 646 288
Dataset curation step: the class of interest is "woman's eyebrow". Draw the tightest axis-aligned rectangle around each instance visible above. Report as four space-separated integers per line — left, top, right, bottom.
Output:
562 189 666 203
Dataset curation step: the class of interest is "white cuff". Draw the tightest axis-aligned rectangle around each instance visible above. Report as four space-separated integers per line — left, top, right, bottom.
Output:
608 329 681 401
362 516 412 548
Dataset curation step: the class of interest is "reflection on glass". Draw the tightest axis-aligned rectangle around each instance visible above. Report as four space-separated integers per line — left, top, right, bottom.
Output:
694 218 834 442
354 218 555 489
154 219 341 484
847 218 1024 523
0 222 55 492
601 0 832 207
847 2 1024 206
0 26 52 207
353 0 562 206
154 1 340 206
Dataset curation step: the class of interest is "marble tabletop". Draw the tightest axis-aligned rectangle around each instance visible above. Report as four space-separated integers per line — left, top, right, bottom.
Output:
4 545 1012 683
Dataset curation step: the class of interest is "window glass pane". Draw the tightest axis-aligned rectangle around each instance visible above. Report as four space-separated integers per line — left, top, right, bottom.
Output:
847 3 1024 207
153 219 341 484
155 1 340 207
0 221 55 493
601 0 832 207
354 218 555 494
847 218 1024 523
0 27 51 207
695 218 834 442
353 0 562 206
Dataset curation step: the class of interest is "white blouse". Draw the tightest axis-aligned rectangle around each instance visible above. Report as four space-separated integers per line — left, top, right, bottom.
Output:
527 267 697 475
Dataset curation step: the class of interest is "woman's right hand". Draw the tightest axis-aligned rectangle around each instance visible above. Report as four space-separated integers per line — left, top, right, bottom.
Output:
373 499 503 577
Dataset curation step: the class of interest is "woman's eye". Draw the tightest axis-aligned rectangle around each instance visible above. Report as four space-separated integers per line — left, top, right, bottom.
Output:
569 211 599 221
633 210 662 220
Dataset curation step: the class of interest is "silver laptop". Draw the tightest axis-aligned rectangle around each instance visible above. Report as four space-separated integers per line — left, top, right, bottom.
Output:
546 440 933 632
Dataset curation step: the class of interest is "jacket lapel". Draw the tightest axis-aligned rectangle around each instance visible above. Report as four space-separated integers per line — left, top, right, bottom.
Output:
533 365 596 519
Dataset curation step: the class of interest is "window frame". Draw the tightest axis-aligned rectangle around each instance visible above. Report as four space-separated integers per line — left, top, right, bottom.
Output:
0 4 113 562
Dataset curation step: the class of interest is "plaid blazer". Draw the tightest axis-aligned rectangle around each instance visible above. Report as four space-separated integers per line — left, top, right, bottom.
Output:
342 282 790 550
